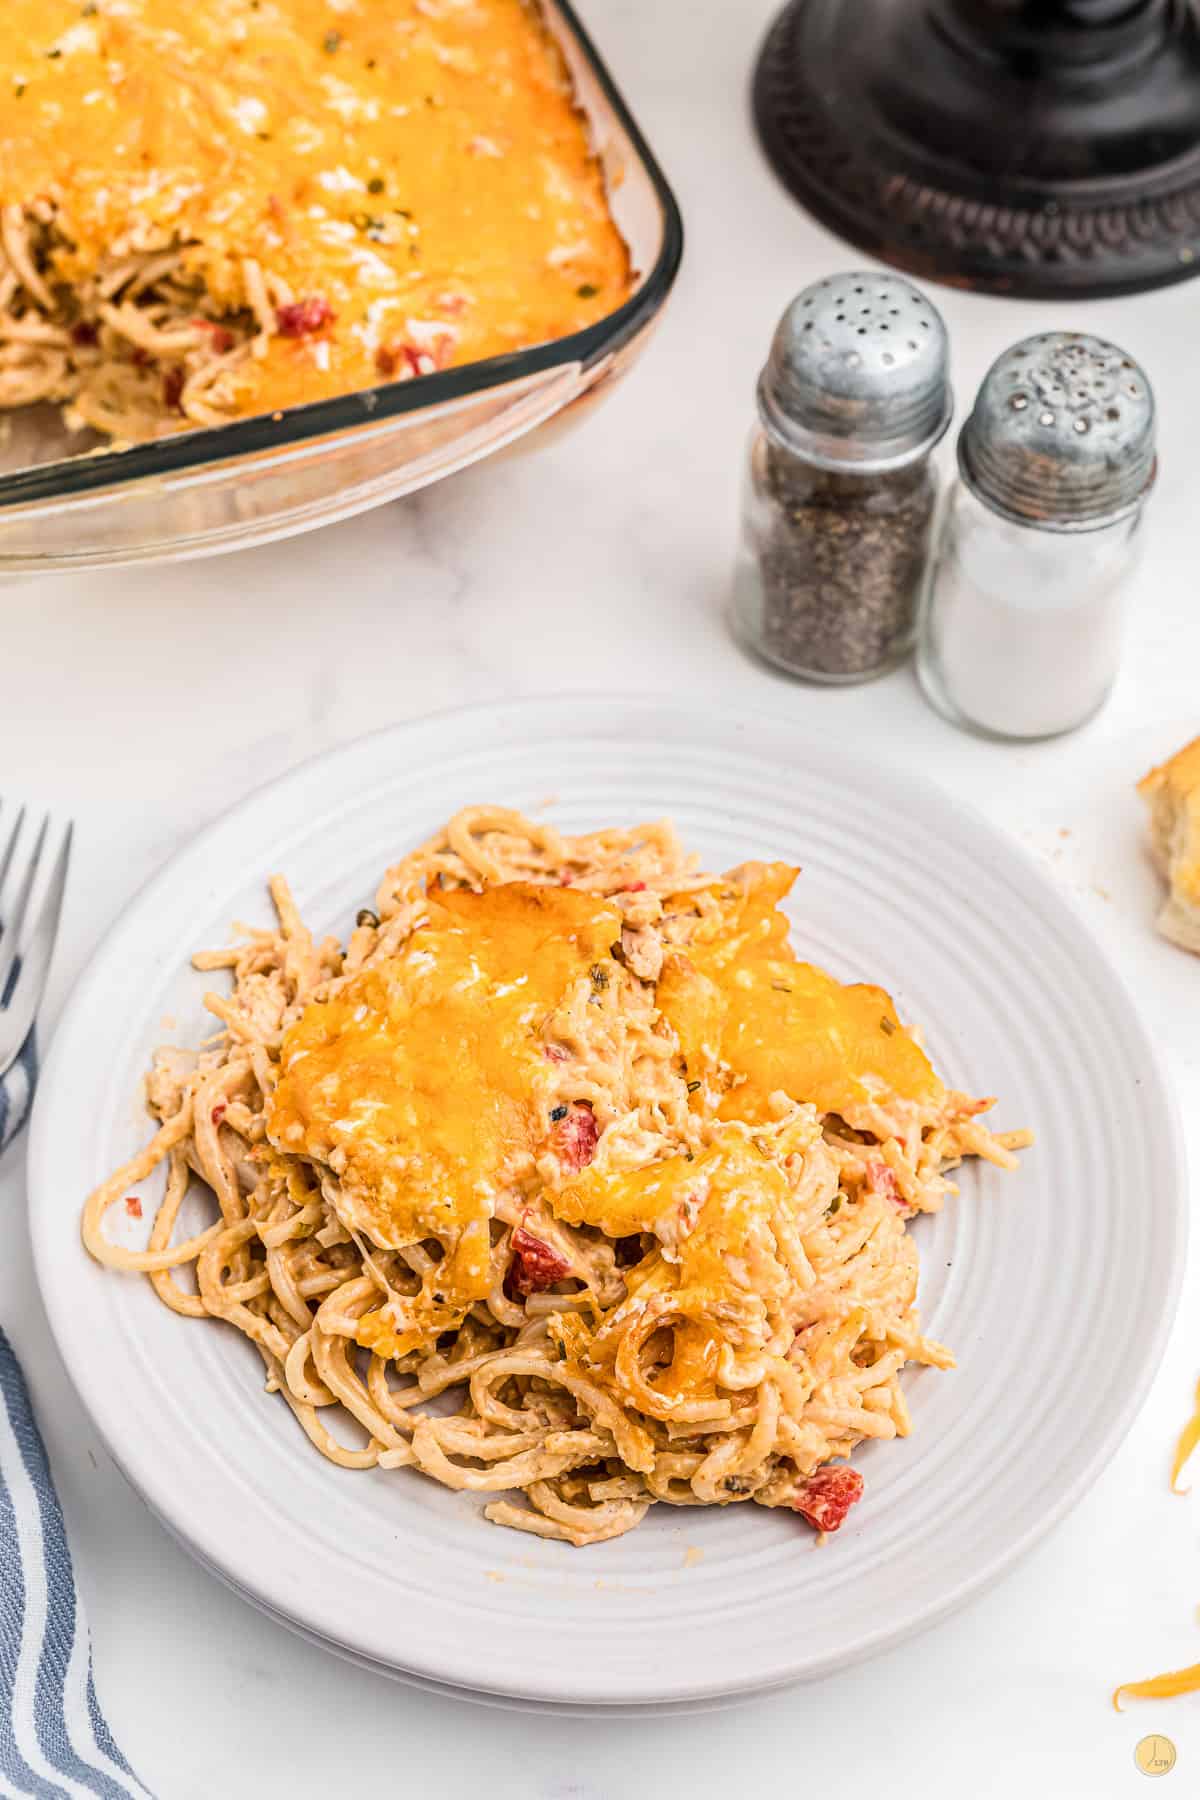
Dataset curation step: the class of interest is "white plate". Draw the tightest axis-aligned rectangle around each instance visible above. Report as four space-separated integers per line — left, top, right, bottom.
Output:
28 695 1186 1707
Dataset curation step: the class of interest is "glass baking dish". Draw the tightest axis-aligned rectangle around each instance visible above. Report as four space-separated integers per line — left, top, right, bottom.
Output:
0 1 682 574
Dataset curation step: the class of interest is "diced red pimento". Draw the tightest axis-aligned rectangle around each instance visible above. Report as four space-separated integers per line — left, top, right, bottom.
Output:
551 1101 598 1173
194 319 234 354
544 1043 569 1063
70 321 99 347
211 1104 227 1126
865 1157 902 1205
375 342 419 379
375 333 454 380
509 1222 570 1296
622 880 646 893
162 366 185 412
124 1195 143 1219
276 296 335 338
793 1466 863 1533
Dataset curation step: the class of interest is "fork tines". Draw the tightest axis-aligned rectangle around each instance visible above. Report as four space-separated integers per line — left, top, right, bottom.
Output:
0 801 72 1082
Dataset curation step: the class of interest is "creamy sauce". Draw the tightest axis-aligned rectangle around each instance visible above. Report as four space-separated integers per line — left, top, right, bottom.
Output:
3 0 631 411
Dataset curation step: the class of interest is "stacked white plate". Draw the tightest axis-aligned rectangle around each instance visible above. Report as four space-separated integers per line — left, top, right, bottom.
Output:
28 697 1185 1708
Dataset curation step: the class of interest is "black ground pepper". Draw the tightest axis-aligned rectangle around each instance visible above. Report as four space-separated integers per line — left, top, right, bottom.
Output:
743 438 937 681
732 272 951 683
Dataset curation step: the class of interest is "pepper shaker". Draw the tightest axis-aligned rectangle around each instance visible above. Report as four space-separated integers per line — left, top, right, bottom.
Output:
732 272 952 683
917 333 1157 740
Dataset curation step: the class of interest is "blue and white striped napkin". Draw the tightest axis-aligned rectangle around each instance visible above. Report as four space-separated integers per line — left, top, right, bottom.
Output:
0 1033 37 1157
0 1329 154 1798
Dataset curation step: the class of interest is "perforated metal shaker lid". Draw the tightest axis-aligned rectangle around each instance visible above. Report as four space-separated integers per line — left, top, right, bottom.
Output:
757 272 953 473
959 333 1157 530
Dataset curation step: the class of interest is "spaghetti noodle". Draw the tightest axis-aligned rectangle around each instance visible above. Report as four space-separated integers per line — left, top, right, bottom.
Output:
82 808 1028 1546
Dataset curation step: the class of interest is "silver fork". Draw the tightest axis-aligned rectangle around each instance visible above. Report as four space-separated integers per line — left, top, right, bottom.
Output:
0 802 72 1081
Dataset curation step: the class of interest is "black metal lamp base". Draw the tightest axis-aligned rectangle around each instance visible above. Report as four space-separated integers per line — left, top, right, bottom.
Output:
753 0 1200 299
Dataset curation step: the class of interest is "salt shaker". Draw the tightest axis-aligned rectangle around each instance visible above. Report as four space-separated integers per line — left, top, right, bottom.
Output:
917 332 1157 740
732 272 952 683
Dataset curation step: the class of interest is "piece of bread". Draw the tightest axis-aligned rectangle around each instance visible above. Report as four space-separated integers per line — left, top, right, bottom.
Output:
1138 736 1200 953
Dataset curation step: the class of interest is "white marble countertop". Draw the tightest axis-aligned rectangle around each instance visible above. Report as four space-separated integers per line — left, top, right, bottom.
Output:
4 1 1200 1793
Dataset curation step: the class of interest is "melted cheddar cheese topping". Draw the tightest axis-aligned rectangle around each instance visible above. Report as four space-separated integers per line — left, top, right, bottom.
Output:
268 861 939 1363
558 1119 826 1416
3 0 631 413
268 883 620 1348
658 863 942 1123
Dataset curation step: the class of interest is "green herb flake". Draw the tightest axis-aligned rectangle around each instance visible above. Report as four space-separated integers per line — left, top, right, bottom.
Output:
46 47 62 58
576 282 599 298
880 1015 896 1036
14 81 25 96
81 2 98 14
686 1080 701 1094
827 1194 843 1217
770 980 792 993
323 28 341 52
589 963 610 989
356 908 379 929
367 176 385 194
549 1105 568 1122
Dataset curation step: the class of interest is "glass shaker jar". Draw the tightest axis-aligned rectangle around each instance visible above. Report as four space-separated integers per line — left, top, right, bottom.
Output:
917 332 1157 740
732 272 952 683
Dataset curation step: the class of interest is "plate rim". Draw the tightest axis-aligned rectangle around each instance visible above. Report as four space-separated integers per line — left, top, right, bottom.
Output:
28 692 1189 1704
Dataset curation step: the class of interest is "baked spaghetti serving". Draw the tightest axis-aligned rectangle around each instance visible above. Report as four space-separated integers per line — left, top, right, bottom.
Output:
83 809 1028 1546
1 1 629 441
